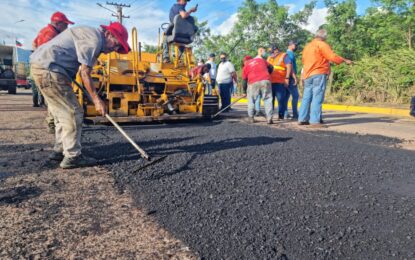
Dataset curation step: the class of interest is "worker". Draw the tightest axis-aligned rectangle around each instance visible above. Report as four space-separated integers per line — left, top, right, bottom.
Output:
298 29 352 127
216 52 238 112
242 48 274 124
410 96 415 117
30 22 130 169
283 40 299 119
32 11 75 134
163 0 198 63
206 53 217 89
242 55 262 116
267 45 292 120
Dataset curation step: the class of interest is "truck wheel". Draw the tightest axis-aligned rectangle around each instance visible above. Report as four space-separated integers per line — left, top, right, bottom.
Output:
8 85 16 94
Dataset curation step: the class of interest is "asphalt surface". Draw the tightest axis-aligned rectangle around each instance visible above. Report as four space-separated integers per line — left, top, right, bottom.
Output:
76 119 415 259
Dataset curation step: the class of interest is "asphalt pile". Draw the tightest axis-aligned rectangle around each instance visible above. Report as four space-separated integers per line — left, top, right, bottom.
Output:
81 120 415 259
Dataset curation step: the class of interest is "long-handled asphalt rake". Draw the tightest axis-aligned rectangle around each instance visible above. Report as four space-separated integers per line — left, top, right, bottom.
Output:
71 80 166 170
211 94 247 119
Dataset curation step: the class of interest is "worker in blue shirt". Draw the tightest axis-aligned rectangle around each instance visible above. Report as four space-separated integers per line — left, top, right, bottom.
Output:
163 0 198 63
284 40 299 119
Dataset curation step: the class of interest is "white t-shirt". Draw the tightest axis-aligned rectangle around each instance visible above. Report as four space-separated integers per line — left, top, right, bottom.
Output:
216 61 235 84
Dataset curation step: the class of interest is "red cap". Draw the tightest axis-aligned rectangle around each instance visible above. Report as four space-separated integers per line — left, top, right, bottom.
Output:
51 12 74 25
243 55 253 63
100 22 130 54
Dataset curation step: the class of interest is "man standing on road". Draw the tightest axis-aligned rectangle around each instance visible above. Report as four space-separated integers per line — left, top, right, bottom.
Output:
298 29 352 128
267 45 292 120
32 11 75 134
242 48 274 124
283 40 299 120
206 53 217 91
217 52 238 112
30 22 130 169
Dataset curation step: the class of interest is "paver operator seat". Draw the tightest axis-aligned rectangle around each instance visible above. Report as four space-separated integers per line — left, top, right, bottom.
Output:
164 15 198 45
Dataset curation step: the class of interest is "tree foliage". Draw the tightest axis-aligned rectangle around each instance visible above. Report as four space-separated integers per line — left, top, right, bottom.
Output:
195 0 415 103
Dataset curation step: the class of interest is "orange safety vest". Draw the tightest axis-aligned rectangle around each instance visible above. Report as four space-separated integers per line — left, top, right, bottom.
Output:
267 52 287 83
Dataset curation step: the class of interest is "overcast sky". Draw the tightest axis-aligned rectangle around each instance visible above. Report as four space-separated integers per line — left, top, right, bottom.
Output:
0 0 372 49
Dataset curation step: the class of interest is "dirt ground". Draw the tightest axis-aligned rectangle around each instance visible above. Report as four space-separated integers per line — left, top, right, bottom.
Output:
0 91 196 259
1 90 414 259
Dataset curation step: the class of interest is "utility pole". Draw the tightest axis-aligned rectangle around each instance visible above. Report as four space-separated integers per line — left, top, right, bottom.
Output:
97 2 130 24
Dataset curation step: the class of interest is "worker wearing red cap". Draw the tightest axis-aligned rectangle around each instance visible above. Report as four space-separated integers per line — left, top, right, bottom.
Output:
30 22 130 169
33 12 74 49
32 11 75 134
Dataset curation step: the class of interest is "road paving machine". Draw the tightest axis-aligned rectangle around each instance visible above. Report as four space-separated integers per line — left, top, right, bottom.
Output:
74 16 219 123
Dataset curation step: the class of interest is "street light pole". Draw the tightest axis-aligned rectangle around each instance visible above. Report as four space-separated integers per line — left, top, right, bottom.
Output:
13 20 25 47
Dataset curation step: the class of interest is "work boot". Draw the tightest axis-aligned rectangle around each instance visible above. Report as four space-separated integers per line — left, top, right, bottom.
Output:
60 155 97 169
267 118 273 125
48 151 64 161
298 121 310 126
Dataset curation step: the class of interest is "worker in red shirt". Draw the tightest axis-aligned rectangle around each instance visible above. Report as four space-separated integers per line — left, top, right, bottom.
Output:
33 12 74 49
242 48 274 124
31 12 74 134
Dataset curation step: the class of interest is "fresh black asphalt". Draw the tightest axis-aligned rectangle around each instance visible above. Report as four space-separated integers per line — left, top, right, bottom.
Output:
81 120 415 259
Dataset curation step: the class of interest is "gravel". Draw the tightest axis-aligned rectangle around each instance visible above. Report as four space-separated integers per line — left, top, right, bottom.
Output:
78 120 415 259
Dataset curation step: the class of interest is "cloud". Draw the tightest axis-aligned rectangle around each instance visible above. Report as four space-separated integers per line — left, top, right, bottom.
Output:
302 7 328 33
284 4 297 14
0 0 167 49
213 13 238 36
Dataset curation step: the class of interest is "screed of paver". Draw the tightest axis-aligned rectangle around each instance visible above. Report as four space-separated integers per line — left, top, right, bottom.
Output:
0 91 197 259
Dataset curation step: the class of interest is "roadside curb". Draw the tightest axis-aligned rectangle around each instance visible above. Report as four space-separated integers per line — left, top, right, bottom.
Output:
231 98 411 118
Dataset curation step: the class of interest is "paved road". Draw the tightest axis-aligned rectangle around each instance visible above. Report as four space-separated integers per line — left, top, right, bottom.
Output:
87 118 414 259
1 90 415 259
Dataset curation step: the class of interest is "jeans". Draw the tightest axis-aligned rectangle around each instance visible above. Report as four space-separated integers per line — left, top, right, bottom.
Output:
162 38 185 61
298 74 327 124
247 80 273 119
31 80 44 106
255 93 261 113
219 82 233 111
271 83 287 118
283 78 299 118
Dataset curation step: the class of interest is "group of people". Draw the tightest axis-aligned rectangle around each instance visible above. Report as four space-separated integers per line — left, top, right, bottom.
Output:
191 52 239 112
28 0 352 170
241 29 352 126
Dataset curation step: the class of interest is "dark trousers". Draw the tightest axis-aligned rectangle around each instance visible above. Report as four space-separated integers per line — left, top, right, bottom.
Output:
271 83 287 118
219 82 233 111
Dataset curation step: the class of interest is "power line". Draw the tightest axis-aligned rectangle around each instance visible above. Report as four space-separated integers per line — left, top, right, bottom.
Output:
96 2 131 24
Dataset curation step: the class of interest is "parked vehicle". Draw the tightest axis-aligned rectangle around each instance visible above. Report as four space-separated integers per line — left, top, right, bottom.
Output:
0 45 31 94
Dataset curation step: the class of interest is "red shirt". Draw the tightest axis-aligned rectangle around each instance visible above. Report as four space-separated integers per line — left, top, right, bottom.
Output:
32 24 60 49
242 57 271 84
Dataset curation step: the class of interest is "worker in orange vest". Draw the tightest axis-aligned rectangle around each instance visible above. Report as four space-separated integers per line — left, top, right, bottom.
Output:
298 29 352 128
267 45 293 120
32 12 74 134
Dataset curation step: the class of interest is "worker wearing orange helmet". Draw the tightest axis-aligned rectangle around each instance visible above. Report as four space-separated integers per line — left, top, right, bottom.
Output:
32 12 75 133
30 22 130 169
